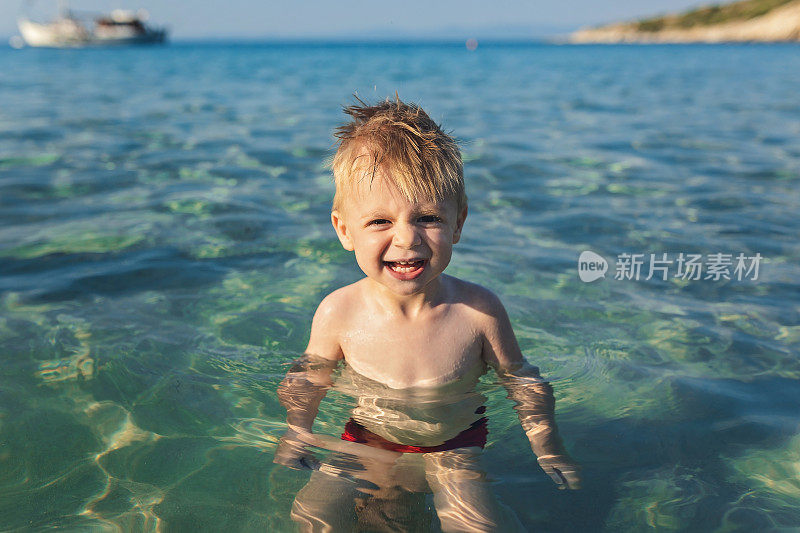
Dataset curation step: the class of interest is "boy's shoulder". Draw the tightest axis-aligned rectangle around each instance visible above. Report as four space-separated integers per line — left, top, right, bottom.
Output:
316 279 366 310
445 275 524 370
443 275 508 318
306 284 365 361
312 280 372 330
312 282 359 323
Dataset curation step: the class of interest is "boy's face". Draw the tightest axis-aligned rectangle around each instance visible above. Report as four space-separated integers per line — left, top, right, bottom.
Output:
331 172 467 298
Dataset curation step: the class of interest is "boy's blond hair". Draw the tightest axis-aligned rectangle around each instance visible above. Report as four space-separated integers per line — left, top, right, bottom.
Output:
331 97 466 213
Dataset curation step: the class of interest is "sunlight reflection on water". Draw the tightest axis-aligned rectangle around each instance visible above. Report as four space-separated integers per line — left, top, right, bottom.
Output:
0 42 799 530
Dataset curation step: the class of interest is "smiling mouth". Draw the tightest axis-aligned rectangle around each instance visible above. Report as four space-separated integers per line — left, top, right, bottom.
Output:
385 260 425 272
384 259 427 279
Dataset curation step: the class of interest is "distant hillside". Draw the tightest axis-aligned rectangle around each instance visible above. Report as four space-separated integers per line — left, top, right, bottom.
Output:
571 0 800 43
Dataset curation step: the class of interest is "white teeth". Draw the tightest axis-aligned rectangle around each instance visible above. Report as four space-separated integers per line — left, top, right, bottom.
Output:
387 260 423 273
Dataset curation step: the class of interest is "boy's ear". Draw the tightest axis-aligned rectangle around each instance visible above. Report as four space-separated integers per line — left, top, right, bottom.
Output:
331 210 354 251
452 205 468 244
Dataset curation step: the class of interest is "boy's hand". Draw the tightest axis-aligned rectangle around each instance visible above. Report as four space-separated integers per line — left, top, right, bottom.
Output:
536 453 581 490
274 429 320 471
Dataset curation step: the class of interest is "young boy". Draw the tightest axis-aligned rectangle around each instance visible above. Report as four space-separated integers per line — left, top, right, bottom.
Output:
276 97 579 532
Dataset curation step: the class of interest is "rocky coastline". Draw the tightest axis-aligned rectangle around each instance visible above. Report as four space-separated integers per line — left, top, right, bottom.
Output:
571 0 800 43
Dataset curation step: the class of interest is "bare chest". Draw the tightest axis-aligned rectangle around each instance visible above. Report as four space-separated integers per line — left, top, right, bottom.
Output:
339 310 484 388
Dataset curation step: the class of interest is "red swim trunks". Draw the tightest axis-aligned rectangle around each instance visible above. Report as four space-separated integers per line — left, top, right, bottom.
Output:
341 416 488 453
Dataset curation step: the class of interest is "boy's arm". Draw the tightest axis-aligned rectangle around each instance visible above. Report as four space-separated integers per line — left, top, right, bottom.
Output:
479 291 581 489
275 294 344 470
277 356 337 434
278 292 344 432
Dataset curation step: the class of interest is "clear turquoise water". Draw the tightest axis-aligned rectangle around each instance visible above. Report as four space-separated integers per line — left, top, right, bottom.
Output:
1 42 799 531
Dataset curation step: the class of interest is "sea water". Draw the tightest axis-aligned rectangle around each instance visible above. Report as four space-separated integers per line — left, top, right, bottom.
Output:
0 42 799 531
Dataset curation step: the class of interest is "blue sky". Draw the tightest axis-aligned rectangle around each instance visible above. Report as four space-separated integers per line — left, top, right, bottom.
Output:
4 0 708 40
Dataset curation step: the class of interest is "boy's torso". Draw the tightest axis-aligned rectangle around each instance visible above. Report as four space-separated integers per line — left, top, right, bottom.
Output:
334 275 488 389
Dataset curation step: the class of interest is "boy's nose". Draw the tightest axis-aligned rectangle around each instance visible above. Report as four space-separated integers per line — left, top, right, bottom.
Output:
392 223 422 248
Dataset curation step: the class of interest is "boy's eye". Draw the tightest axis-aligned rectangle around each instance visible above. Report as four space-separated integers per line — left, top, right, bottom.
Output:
417 215 443 223
368 219 390 226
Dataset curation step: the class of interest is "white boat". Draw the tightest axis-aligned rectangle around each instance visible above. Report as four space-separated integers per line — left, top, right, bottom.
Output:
17 1 167 48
